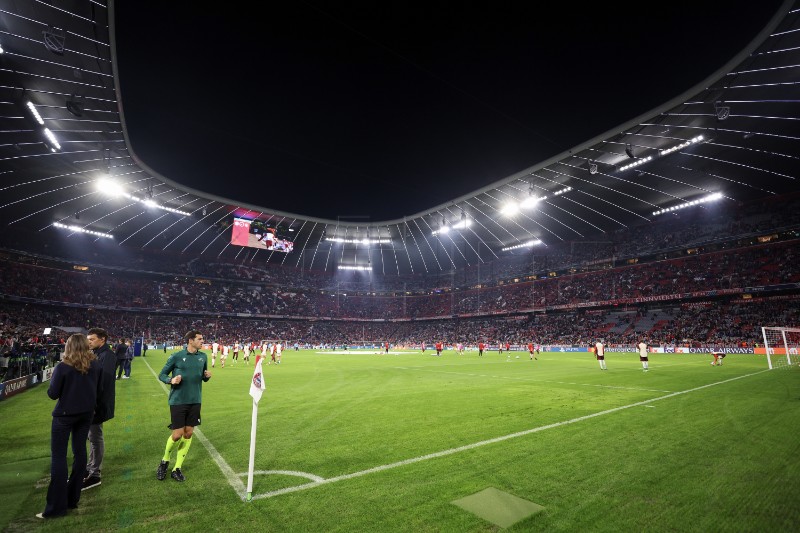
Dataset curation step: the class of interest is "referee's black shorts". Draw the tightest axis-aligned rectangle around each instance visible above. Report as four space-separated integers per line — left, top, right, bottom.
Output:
169 403 201 429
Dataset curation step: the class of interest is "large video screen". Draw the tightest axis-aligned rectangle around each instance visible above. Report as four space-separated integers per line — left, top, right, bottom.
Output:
231 218 294 252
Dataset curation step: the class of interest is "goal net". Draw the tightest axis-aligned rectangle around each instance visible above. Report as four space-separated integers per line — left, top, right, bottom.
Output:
761 327 800 369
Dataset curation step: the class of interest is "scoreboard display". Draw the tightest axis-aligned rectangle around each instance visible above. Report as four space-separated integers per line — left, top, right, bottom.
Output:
231 218 294 252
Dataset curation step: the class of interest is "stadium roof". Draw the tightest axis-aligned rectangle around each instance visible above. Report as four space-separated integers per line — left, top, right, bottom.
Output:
0 1 798 275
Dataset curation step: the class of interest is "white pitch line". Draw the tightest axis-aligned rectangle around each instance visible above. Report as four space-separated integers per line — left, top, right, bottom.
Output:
237 470 325 482
249 369 768 500
143 357 247 499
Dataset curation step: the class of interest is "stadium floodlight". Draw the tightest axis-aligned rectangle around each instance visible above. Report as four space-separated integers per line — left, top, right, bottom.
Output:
432 216 471 235
618 155 652 172
326 237 390 244
659 135 704 156
96 178 125 197
520 195 547 209
42 127 61 151
652 192 723 216
451 218 471 230
26 101 45 124
53 222 113 239
338 264 371 271
124 193 191 216
501 202 520 217
501 239 542 252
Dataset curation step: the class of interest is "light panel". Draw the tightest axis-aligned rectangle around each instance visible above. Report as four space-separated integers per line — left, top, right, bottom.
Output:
652 192 723 216
53 222 113 238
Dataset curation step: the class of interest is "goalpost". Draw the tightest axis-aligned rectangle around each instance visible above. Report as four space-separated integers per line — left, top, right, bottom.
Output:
761 326 800 369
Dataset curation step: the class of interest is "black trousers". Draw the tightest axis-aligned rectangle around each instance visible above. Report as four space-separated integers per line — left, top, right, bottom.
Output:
44 412 92 517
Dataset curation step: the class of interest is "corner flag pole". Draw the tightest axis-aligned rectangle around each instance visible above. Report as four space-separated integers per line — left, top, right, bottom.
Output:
246 398 258 501
246 356 265 502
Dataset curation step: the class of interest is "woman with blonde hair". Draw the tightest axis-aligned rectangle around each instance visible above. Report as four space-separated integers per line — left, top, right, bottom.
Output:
38 334 102 519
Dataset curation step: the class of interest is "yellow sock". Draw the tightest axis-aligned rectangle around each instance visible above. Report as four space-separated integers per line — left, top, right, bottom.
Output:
174 436 193 469
163 435 180 462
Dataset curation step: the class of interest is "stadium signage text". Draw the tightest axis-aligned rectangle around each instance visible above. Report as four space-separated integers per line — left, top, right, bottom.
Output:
0 373 39 401
687 347 755 354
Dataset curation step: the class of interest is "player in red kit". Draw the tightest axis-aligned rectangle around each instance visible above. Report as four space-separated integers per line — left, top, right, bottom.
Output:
528 342 537 360
478 342 484 357
711 350 726 366
435 342 443 356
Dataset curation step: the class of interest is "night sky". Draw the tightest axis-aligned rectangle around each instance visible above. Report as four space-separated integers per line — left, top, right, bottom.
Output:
113 1 782 222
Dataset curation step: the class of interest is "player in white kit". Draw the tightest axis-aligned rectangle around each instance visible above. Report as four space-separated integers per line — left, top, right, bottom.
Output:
220 343 229 368
595 340 607 370
637 340 649 371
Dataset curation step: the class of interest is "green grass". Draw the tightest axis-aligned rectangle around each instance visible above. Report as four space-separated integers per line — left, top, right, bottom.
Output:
2 349 799 532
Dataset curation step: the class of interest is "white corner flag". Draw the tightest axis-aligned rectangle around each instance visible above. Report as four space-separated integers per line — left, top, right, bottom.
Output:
246 358 266 501
249 357 266 404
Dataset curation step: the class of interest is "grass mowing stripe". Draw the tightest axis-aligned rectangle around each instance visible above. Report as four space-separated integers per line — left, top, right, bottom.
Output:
141 357 247 499
405 367 674 393
250 368 769 501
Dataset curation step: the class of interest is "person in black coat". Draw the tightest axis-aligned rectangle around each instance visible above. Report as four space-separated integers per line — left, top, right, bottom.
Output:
114 338 128 380
83 327 116 490
38 334 102 519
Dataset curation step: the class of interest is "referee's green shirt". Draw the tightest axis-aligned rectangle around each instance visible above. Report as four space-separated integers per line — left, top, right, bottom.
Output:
159 349 210 405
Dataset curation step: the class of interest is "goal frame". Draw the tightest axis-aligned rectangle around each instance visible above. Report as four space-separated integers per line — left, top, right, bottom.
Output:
761 326 800 369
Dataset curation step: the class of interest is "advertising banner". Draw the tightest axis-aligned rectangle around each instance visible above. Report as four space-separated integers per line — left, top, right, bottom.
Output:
0 373 39 402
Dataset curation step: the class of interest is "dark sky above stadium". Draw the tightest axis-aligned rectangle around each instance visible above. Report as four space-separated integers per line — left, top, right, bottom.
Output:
114 1 782 222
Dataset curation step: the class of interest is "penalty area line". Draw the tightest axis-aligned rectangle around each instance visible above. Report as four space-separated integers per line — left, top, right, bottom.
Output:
142 357 247 499
250 369 769 501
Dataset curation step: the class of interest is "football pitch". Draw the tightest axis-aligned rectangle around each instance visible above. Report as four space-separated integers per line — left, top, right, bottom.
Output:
2 349 799 532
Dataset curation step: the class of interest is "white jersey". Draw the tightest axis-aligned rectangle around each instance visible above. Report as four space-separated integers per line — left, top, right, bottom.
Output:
276 343 283 354
212 342 219 354
261 343 268 355
595 342 605 356
638 342 648 357
222 345 229 356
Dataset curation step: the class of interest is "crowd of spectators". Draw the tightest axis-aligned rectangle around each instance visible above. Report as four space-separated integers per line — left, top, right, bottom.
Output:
1 193 798 375
2 297 797 361
1 238 797 320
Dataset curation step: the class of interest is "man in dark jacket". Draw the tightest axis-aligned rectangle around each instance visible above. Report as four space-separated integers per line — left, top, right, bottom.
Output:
83 327 116 490
114 338 128 380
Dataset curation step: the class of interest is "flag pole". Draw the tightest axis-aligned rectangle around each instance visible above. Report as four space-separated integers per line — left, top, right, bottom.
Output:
246 398 258 501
